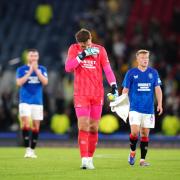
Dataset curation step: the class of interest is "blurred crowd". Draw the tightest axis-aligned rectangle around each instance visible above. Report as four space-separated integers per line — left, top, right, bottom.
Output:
0 0 179 135
74 0 180 133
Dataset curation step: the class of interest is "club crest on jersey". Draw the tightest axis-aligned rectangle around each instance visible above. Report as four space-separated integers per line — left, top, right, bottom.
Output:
148 73 153 79
133 75 138 79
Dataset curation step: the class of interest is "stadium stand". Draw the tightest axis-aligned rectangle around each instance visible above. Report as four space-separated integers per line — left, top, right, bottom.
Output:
0 0 179 142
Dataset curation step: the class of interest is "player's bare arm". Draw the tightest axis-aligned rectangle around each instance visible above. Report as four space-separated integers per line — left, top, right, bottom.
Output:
155 86 163 115
33 64 48 86
16 65 33 86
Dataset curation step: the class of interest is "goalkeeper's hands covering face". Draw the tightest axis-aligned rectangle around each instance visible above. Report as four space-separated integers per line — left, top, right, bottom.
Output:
78 47 99 60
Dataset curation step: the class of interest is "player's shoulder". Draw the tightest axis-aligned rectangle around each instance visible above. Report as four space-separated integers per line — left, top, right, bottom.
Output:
39 65 47 71
126 67 138 74
38 65 46 69
92 43 105 50
69 43 79 50
17 65 28 71
147 67 158 74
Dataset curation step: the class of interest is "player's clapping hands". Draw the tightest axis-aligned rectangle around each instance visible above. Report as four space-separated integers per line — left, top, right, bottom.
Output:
28 64 34 74
32 62 38 70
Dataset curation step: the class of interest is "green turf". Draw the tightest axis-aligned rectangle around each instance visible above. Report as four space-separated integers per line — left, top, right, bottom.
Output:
0 148 179 180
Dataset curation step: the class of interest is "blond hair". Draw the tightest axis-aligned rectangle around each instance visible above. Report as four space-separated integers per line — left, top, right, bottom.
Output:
136 49 150 57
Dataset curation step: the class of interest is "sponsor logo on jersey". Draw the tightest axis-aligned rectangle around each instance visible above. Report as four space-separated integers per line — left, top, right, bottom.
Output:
28 76 40 84
81 60 96 69
137 83 151 91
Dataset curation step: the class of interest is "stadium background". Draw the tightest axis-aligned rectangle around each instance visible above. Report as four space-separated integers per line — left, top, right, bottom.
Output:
0 0 179 146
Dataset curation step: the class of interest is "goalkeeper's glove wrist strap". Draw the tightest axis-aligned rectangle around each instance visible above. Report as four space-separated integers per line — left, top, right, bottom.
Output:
111 84 118 95
111 84 117 90
78 51 86 60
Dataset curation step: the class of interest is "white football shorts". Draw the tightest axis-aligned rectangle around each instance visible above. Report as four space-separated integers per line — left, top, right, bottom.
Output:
129 111 155 128
19 103 43 120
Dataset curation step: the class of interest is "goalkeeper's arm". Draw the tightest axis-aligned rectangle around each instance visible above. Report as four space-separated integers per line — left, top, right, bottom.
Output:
65 47 99 72
103 64 118 97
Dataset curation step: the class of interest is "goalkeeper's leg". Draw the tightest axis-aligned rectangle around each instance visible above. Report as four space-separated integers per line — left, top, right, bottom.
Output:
87 105 102 169
76 107 90 169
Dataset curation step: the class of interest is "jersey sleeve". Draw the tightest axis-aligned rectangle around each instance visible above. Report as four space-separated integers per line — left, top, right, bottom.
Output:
67 44 77 59
65 44 80 72
154 70 162 87
103 64 116 85
41 66 48 78
122 70 132 88
99 47 110 67
16 67 24 78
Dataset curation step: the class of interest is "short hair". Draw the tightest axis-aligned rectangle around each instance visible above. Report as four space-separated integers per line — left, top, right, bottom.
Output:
75 28 91 43
136 49 150 57
27 49 39 53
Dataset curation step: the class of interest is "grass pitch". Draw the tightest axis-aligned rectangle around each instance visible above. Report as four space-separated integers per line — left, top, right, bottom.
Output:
0 148 179 180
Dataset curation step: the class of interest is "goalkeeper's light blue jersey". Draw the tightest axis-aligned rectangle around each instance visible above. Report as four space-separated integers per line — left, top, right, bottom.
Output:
122 67 161 114
16 65 48 105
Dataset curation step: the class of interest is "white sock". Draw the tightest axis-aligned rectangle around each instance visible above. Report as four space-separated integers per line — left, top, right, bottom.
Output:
88 157 93 161
82 157 88 162
140 159 145 162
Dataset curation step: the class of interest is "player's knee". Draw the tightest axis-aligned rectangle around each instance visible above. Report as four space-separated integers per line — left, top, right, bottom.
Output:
89 124 98 132
89 127 98 133
32 124 39 130
141 132 149 137
32 127 39 133
22 125 30 130
78 126 89 132
78 119 89 131
22 122 30 129
131 132 139 137
78 122 89 131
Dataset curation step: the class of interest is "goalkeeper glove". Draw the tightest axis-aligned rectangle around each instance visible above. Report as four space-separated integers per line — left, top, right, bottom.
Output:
78 47 99 60
107 84 119 101
84 47 99 56
111 84 118 96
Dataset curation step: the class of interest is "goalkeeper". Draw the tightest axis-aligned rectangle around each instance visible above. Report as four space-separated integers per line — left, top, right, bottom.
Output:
65 28 118 169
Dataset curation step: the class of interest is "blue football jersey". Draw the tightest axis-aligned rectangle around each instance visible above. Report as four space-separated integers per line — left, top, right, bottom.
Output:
122 67 162 114
16 65 48 105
